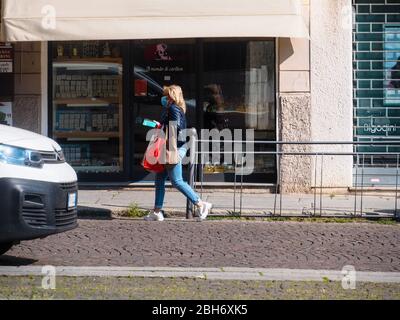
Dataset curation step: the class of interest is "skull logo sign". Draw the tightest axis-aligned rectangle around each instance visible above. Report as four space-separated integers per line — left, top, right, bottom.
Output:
155 44 172 61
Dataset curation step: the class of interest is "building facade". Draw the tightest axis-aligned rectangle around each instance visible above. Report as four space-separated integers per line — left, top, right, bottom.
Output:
0 0 399 191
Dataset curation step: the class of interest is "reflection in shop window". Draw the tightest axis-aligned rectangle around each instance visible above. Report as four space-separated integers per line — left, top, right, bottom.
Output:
133 40 197 170
203 40 276 175
385 25 400 106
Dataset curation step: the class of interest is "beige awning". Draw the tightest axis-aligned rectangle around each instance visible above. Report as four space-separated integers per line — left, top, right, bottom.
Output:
1 0 309 41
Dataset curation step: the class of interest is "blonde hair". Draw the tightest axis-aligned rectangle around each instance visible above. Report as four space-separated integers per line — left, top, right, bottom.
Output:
162 85 169 96
167 85 186 114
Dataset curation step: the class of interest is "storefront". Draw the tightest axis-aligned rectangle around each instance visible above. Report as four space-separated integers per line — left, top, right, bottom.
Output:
3 0 369 192
0 0 309 184
48 39 277 182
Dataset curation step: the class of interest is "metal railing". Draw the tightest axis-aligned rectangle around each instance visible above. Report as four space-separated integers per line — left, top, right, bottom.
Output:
185 129 400 220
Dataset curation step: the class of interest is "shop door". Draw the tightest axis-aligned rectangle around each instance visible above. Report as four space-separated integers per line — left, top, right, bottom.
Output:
130 40 198 181
201 40 277 183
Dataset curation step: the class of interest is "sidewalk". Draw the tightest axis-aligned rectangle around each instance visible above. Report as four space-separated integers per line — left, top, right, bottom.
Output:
78 187 398 218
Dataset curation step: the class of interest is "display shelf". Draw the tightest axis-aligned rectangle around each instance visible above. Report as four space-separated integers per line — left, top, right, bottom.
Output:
54 57 123 64
52 42 125 175
53 98 120 105
73 165 121 173
54 131 120 139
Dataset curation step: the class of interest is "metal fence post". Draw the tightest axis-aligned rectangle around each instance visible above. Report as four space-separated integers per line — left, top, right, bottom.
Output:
186 128 197 219
234 153 237 214
279 152 283 217
240 154 244 216
354 154 359 217
274 142 282 216
313 154 318 217
273 153 279 216
360 153 365 217
320 154 324 217
395 154 399 220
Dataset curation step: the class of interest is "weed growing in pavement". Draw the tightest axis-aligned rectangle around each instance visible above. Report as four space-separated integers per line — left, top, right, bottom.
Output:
122 203 149 218
322 277 331 284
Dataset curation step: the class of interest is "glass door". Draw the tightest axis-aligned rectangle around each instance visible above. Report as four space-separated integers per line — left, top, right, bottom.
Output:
131 40 197 181
202 39 276 183
51 41 126 179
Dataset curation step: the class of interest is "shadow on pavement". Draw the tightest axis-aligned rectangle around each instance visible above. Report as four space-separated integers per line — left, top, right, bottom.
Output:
0 255 37 266
77 206 113 220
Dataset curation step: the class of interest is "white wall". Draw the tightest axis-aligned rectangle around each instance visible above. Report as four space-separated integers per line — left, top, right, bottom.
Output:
310 0 353 187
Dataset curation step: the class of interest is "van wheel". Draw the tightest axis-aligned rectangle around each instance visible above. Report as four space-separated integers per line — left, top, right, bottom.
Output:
0 242 13 255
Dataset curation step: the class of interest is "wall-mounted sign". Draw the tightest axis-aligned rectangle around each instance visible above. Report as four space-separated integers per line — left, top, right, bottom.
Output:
0 43 13 73
145 43 173 62
363 123 397 134
0 61 13 73
0 102 13 126
0 43 14 100
143 43 188 75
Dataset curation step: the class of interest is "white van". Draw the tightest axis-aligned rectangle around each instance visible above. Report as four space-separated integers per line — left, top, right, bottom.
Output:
0 124 78 255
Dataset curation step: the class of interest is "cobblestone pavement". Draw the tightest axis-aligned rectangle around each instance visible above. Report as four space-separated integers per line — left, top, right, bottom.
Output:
1 219 399 272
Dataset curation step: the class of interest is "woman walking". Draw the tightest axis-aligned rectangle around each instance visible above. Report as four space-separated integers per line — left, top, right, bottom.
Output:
144 85 212 221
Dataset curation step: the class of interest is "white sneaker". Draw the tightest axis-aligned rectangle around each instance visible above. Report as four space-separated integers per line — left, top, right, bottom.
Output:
144 211 165 221
196 202 212 221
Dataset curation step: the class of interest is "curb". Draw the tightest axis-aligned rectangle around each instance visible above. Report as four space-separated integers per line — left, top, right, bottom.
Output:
1 266 399 283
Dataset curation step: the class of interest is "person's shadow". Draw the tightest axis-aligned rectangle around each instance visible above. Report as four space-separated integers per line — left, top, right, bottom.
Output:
0 255 37 266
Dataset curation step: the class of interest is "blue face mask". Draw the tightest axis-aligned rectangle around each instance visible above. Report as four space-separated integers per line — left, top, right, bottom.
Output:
161 96 168 107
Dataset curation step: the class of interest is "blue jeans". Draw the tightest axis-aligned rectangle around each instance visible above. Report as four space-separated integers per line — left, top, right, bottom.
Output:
154 147 200 210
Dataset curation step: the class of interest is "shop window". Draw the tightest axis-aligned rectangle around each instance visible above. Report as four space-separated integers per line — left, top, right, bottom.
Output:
203 40 276 177
50 41 124 174
353 0 400 185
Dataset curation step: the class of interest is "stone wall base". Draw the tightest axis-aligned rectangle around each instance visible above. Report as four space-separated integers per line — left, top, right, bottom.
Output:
279 93 312 194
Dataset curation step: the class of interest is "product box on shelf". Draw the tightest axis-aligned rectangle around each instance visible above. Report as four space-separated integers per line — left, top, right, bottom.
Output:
61 143 91 165
56 110 88 131
55 107 119 133
55 73 120 99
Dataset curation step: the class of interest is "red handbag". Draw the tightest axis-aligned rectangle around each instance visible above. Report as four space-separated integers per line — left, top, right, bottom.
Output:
142 131 166 173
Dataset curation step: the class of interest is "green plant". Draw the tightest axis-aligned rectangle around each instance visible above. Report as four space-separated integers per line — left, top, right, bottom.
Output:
123 203 148 218
367 218 398 225
322 277 331 283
